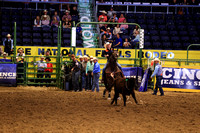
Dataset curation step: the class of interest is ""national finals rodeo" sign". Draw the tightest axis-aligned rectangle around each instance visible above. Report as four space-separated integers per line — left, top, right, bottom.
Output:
3 46 198 60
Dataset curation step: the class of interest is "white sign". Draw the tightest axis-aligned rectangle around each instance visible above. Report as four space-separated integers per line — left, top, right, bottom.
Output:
71 27 76 47
139 29 144 49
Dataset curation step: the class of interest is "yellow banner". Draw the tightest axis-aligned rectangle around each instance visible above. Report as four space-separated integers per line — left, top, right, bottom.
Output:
11 46 200 59
0 46 199 59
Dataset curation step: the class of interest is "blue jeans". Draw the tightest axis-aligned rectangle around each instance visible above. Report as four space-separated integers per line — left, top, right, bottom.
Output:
72 71 80 91
102 62 122 78
154 76 164 95
92 73 100 92
82 72 87 90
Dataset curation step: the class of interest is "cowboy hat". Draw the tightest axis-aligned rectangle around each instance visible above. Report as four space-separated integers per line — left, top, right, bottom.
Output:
65 10 70 13
40 55 45 58
7 34 11 37
100 10 107 14
79 55 83 59
92 57 98 61
83 55 88 58
104 42 112 48
90 56 93 58
107 27 110 30
43 10 48 12
2 52 8 56
153 58 160 62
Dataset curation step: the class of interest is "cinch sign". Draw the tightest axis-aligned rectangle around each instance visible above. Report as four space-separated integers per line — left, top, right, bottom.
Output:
162 67 200 90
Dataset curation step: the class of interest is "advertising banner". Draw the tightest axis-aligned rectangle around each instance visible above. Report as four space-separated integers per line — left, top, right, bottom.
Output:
122 67 143 89
162 67 200 90
2 46 197 59
139 68 151 92
0 64 17 86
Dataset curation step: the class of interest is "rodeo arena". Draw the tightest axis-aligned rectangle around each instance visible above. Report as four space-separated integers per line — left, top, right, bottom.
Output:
1 0 200 132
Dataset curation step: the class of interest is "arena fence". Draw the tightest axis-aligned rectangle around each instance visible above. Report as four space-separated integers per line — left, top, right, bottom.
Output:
1 22 200 89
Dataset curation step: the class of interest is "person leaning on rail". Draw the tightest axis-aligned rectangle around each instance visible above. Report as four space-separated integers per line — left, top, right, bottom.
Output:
32 56 47 87
150 58 164 96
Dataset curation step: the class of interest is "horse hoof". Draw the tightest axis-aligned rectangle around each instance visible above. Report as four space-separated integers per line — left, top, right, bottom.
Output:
107 97 111 100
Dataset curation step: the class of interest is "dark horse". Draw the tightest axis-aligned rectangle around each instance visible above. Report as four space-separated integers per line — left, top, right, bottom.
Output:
102 51 138 106
103 51 121 99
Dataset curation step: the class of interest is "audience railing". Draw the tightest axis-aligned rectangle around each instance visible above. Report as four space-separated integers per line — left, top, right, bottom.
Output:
96 2 200 14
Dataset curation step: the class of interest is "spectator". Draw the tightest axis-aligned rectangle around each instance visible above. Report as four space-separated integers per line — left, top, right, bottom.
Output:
33 56 47 87
109 13 118 23
41 15 50 27
91 57 100 92
62 10 72 22
63 18 71 28
45 50 50 57
79 56 84 63
120 19 128 31
102 34 107 47
45 57 53 87
71 6 78 16
107 7 115 18
41 10 50 21
189 0 198 5
113 33 123 48
0 47 3 55
17 48 25 58
123 38 131 48
0 52 8 62
34 16 41 27
99 16 105 28
81 55 88 91
131 30 140 48
133 25 140 37
118 13 125 23
51 16 59 27
113 24 122 36
98 10 108 22
76 25 82 34
71 54 81 92
52 11 60 22
101 27 112 40
3 34 13 55
86 56 94 91
108 13 118 28
181 0 189 14
16 56 25 83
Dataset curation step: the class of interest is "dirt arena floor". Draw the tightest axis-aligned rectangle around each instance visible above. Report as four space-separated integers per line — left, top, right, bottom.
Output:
0 86 200 133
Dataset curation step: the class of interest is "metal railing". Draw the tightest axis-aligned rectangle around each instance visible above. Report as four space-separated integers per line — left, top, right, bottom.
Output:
96 2 200 14
1 0 78 10
187 44 200 65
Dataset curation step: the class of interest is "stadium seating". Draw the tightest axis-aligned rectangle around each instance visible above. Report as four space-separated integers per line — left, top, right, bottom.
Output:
0 8 80 47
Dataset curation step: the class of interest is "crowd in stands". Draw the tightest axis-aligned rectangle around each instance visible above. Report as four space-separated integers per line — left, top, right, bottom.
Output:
99 8 140 49
33 8 77 28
